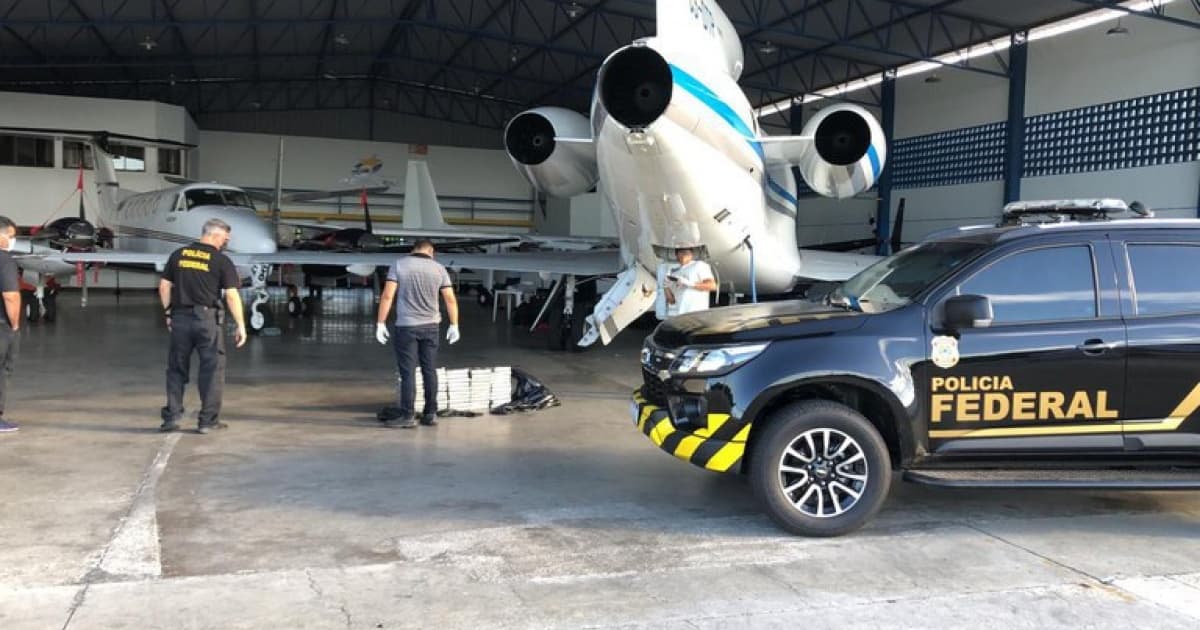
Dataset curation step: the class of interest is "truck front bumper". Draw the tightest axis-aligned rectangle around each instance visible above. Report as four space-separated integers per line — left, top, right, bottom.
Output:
632 388 750 473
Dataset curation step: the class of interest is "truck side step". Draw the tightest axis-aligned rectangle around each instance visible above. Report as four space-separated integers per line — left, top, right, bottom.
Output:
903 467 1200 490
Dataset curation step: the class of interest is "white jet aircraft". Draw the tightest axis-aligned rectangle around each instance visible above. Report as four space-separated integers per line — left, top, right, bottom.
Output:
502 0 888 345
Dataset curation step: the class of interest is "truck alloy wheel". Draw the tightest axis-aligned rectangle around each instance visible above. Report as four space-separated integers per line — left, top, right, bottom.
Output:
750 400 891 536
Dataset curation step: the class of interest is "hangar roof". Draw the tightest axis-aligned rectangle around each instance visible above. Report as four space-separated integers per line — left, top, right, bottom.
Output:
0 1 1195 134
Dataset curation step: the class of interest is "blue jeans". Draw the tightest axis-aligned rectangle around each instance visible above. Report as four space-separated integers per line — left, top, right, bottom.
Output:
392 324 439 420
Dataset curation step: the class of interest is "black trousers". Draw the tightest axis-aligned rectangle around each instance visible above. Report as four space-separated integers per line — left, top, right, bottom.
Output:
162 307 226 427
392 324 439 420
0 325 18 418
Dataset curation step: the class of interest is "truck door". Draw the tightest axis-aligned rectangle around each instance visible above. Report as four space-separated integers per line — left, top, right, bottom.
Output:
1115 237 1200 451
926 239 1126 455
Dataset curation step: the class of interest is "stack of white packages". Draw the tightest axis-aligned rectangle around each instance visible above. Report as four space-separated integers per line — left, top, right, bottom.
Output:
399 366 513 412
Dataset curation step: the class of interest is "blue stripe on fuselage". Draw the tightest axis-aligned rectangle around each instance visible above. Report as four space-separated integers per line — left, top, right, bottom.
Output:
669 64 763 162
668 64 801 208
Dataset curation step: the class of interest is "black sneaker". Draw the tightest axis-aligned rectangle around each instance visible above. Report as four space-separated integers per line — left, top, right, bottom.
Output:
0 419 19 433
197 422 229 435
384 418 418 429
419 416 438 427
159 421 181 433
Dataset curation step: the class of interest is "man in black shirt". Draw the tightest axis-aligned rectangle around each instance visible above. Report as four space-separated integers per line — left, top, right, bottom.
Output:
0 216 22 433
158 218 247 434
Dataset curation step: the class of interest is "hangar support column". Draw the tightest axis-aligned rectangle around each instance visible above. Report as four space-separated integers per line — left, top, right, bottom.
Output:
1004 32 1029 205
877 71 896 255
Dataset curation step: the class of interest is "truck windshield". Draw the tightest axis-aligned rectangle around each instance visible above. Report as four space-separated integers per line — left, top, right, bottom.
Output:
833 241 989 313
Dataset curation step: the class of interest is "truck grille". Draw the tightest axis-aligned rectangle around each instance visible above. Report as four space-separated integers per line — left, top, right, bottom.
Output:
641 368 670 406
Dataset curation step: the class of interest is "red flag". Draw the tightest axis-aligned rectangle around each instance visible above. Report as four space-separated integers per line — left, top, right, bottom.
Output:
76 164 84 191
359 187 368 209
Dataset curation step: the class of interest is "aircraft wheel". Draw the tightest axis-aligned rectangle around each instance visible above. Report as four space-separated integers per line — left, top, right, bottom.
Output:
42 292 57 323
568 301 593 352
21 291 40 324
247 302 273 335
287 296 303 317
477 289 493 308
545 305 567 351
301 296 316 317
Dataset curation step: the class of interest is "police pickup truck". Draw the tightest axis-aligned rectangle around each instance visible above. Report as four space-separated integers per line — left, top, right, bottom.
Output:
633 200 1200 537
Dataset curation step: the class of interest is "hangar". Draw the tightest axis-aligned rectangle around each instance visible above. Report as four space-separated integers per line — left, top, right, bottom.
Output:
2 1 1199 627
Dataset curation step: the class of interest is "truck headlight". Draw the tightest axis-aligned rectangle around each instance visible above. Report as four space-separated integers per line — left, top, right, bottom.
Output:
673 343 769 375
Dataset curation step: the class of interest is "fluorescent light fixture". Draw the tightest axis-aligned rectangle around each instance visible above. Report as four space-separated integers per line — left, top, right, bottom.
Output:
754 0 1175 119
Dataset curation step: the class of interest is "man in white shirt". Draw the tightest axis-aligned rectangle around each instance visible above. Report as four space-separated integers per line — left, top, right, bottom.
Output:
664 247 717 316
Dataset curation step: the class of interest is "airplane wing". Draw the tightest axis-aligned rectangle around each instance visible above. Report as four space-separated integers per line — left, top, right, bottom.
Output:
756 135 815 167
796 249 878 281
280 218 615 250
49 249 622 277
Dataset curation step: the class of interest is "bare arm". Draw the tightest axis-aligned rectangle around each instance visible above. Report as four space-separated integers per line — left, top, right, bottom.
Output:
224 288 247 348
2 291 19 331
441 286 458 326
377 281 398 324
158 278 173 310
694 278 718 293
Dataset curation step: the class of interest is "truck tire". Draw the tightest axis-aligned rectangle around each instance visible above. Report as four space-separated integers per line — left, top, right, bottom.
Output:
749 400 892 537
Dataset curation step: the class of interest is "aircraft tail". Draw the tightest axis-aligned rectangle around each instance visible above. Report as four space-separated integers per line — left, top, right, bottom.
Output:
655 0 744 78
402 160 452 231
89 143 124 220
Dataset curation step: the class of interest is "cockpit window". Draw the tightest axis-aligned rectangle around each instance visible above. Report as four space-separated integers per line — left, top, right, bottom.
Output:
184 188 256 211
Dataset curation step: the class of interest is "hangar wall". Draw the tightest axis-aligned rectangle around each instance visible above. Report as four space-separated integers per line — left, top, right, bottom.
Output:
0 91 198 226
197 109 505 150
889 3 1200 239
196 130 533 224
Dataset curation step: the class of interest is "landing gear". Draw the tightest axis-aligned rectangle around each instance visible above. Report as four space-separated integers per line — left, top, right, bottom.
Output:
247 263 273 335
287 296 303 317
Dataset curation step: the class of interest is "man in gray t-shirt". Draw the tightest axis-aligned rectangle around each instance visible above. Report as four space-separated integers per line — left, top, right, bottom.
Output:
375 240 460 428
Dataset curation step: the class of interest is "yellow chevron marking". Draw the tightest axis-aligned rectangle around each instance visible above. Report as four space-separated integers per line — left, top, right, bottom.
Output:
931 382 1200 439
694 413 731 439
638 405 656 432
673 435 706 461
706 442 746 472
649 418 675 447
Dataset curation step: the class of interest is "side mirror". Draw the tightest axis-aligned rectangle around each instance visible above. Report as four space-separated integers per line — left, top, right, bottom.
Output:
944 294 993 330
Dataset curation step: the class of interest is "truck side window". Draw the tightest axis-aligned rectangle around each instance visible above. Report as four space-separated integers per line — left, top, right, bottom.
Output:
1128 244 1200 316
959 245 1096 323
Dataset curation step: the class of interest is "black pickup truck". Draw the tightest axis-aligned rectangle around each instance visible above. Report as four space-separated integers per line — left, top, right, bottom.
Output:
633 202 1200 536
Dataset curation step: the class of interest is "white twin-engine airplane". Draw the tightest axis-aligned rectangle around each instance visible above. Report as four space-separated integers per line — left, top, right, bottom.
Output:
503 0 887 345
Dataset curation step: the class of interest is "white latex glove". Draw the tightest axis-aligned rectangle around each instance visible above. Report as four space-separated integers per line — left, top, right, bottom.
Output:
375 322 390 345
446 324 461 345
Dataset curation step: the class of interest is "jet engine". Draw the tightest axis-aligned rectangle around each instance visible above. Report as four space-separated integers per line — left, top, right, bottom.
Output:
796 104 887 199
597 45 673 130
503 107 598 198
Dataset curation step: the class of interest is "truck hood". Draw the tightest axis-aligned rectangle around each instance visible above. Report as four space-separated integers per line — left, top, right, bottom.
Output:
653 300 869 347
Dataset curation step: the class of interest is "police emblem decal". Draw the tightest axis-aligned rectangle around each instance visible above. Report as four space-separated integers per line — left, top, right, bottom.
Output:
931 335 960 369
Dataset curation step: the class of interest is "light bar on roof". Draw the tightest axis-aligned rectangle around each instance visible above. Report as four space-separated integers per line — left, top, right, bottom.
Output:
755 0 1178 119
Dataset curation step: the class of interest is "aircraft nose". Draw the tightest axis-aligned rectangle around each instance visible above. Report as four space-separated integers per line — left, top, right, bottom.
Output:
220 211 277 254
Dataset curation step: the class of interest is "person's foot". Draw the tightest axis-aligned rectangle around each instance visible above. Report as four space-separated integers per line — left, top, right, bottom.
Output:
197 422 229 435
159 421 181 433
419 416 438 427
0 419 19 433
384 418 418 429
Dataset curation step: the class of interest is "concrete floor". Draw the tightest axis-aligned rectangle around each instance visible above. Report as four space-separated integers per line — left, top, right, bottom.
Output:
2 290 1199 629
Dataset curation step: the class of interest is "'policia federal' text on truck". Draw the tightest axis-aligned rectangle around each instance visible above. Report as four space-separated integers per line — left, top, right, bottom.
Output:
633 200 1200 536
